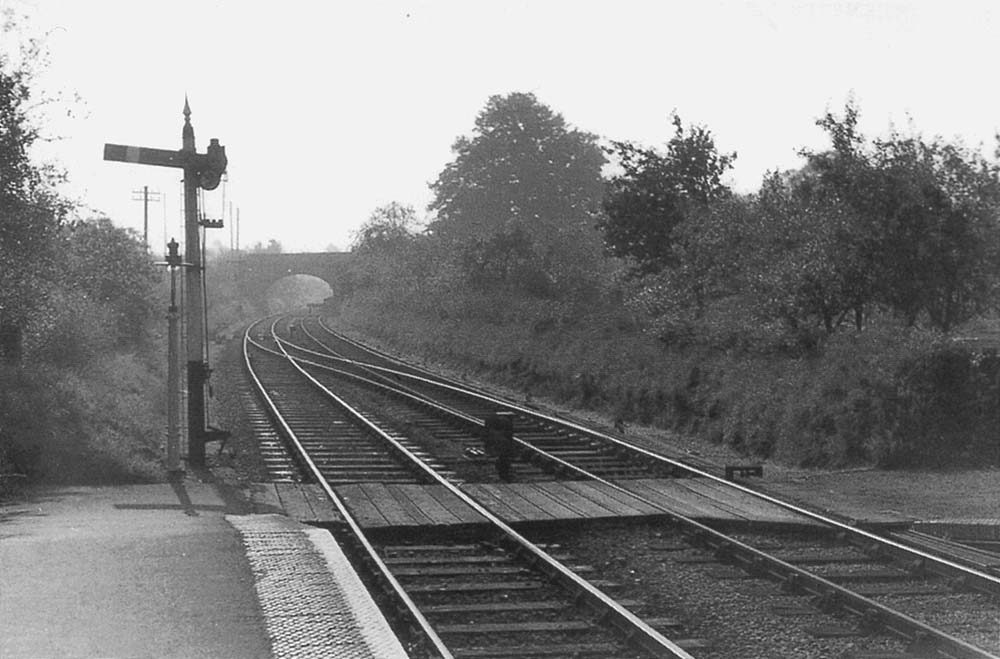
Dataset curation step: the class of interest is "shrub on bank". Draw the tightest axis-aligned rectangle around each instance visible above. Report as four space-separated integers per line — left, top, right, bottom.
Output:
0 354 165 483
697 322 999 467
332 288 1000 469
0 229 167 485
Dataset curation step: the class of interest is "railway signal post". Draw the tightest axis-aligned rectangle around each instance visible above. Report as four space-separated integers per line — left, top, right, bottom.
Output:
104 98 228 468
156 239 185 474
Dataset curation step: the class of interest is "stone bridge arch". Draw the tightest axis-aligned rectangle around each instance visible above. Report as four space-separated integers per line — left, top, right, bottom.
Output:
229 251 354 303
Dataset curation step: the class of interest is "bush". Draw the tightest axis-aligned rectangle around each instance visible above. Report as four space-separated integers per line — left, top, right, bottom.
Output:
333 282 1000 469
1 279 167 484
694 320 1000 467
0 355 165 483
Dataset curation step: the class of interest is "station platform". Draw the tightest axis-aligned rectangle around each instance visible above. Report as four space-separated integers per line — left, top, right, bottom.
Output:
0 480 406 659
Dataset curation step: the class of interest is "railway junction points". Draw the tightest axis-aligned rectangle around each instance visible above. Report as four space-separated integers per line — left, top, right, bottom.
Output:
1 311 998 659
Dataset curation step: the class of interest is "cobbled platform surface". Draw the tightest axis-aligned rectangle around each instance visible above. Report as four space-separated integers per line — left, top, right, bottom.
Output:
228 514 409 659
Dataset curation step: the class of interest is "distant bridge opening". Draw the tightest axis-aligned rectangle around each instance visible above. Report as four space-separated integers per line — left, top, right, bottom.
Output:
223 251 354 306
264 274 332 313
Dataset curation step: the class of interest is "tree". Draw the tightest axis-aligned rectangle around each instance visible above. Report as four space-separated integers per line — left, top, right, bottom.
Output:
58 218 158 346
715 169 874 336
249 239 282 254
428 92 606 295
351 202 419 255
600 113 735 277
802 103 1000 332
0 21 69 363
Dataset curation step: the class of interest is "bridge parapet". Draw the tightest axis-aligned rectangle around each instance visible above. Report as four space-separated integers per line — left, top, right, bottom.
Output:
226 251 354 301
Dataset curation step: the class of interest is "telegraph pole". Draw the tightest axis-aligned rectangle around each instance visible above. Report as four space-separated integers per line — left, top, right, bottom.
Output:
132 186 161 250
104 98 227 468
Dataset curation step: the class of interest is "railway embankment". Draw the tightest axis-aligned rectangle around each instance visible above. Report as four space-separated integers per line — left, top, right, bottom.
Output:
0 350 167 495
322 292 999 522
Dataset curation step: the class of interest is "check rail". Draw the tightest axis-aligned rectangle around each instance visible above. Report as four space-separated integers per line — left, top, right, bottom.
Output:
256 312 1000 659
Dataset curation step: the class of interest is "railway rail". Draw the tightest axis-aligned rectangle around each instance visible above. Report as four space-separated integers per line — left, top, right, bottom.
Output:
241 312 1000 659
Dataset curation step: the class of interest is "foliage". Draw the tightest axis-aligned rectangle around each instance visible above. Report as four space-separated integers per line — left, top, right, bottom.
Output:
428 92 606 296
0 356 165 482
799 102 1000 332
351 202 419 254
3 217 166 481
0 22 69 363
621 104 1000 351
58 218 158 345
331 94 1000 469
599 113 735 277
248 239 283 253
0 20 166 484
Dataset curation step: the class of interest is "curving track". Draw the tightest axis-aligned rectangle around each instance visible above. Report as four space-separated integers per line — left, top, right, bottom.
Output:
241 312 1000 659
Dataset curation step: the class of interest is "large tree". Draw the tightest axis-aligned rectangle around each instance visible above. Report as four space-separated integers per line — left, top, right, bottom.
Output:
428 92 605 295
0 25 68 363
600 113 735 277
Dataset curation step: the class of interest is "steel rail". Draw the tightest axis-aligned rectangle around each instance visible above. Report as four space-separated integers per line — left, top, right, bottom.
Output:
288 348 995 658
261 319 697 658
251 328 438 484
243 319 455 659
295 317 1000 659
310 317 1000 598
278 349 613 485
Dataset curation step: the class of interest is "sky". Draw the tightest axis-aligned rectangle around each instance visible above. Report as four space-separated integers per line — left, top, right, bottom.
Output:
7 0 1000 254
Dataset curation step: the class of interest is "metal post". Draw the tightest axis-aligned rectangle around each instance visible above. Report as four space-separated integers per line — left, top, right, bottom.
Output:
182 99 207 468
165 240 182 473
102 98 227 470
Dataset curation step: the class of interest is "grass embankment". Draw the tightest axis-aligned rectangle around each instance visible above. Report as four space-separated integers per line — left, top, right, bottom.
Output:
0 351 166 490
331 287 1000 470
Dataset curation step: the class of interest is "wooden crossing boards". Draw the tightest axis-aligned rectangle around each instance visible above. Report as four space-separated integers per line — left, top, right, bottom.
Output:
336 483 487 528
460 481 665 523
616 478 815 526
250 478 818 529
245 478 819 530
249 482 342 524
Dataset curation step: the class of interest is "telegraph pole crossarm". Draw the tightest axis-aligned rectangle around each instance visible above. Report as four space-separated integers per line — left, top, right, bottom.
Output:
104 98 228 469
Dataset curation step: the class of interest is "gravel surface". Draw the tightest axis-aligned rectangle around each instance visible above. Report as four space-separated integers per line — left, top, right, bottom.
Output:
205 338 269 486
534 521 916 659
211 330 1000 658
880 593 1000 655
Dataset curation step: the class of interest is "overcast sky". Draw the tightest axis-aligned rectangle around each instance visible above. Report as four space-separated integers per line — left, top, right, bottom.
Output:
9 0 1000 253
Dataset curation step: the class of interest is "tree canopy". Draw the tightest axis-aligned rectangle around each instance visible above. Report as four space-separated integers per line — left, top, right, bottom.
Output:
599 114 735 277
0 28 68 363
798 103 1000 332
0 20 159 363
428 92 606 295
351 201 419 255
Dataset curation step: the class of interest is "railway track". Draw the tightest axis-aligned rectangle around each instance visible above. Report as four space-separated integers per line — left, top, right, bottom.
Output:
241 312 1000 659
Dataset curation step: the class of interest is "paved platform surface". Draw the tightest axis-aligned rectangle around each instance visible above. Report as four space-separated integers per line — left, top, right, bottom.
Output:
0 480 409 659
0 481 272 658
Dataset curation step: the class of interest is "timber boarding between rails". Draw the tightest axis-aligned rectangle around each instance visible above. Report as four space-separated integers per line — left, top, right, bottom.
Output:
231 313 1000 658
